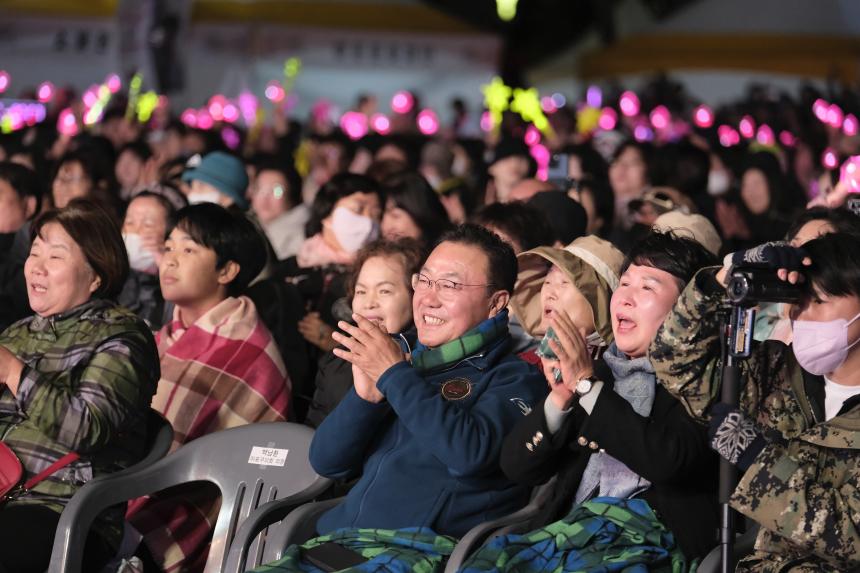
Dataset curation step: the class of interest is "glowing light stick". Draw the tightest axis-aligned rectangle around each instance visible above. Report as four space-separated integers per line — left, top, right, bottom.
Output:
511 87 550 133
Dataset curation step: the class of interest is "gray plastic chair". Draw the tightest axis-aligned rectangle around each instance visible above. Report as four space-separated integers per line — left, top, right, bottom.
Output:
48 422 330 573
224 494 343 572
225 477 558 573
137 409 174 471
444 477 558 573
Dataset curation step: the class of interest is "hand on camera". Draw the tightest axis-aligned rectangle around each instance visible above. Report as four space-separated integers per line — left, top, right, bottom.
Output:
717 242 811 286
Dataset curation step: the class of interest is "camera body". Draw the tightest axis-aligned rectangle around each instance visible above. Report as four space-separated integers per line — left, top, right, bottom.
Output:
726 265 806 306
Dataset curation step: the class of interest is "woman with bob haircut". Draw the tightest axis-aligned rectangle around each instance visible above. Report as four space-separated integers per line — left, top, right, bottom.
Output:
0 198 159 572
380 171 451 247
305 237 425 428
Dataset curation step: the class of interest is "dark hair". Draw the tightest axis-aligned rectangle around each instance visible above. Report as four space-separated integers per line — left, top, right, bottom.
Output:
577 176 615 237
435 223 518 294
612 140 656 184
560 143 608 180
366 158 410 184
661 141 710 197
254 158 303 208
127 190 179 234
786 207 860 241
382 172 451 246
803 232 860 300
621 230 717 291
471 201 555 253
52 147 119 214
117 140 153 163
741 152 803 216
31 198 129 300
174 203 267 296
0 161 43 214
346 237 426 302
305 173 381 236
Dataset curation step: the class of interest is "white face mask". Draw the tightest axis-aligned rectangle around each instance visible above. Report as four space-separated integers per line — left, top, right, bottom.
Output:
707 170 731 196
328 206 379 253
452 154 469 178
123 233 158 273
424 173 443 191
187 190 222 205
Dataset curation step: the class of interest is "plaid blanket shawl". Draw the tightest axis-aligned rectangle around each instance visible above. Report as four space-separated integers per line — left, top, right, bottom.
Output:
249 527 457 573
126 295 291 572
460 497 691 573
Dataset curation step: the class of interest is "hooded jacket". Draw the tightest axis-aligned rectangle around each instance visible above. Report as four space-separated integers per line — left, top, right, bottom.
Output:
651 268 860 571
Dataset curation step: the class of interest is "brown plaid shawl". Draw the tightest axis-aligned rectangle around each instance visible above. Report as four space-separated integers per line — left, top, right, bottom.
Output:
126 296 291 572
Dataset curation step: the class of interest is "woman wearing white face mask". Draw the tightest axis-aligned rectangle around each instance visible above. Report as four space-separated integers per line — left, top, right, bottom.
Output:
652 233 860 572
277 174 382 403
117 191 178 329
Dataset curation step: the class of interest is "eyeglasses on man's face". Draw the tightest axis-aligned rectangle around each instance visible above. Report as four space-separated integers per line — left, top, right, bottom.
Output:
411 273 494 300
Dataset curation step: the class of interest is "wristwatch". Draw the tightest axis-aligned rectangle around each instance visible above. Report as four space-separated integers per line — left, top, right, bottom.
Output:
575 376 599 396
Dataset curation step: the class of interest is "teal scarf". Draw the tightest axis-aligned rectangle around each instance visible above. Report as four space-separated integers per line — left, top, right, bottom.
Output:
411 310 509 374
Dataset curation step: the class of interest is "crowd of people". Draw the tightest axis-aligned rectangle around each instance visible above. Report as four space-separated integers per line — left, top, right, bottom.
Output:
0 75 859 573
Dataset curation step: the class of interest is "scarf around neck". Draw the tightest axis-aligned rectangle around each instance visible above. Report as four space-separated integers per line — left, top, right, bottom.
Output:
574 342 657 505
411 309 509 374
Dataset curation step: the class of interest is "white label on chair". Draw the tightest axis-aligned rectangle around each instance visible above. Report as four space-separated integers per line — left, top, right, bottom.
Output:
248 446 289 467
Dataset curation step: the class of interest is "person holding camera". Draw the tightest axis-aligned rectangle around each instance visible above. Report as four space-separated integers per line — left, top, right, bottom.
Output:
650 235 860 572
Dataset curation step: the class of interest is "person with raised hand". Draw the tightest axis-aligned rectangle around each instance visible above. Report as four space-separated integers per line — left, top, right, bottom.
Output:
651 233 860 571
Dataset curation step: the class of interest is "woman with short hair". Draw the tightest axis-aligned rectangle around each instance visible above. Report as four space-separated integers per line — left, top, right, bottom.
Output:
0 198 159 573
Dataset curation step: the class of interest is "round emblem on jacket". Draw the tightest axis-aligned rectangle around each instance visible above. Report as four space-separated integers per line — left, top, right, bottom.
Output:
441 378 472 400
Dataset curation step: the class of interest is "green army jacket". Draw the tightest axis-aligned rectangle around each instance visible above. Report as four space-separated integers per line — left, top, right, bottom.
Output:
649 267 860 572
0 299 159 547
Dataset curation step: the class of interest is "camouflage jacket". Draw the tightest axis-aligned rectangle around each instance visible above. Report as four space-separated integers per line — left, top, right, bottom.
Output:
650 268 860 572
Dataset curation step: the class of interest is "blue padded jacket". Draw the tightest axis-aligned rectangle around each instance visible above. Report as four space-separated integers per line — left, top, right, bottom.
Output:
309 333 546 538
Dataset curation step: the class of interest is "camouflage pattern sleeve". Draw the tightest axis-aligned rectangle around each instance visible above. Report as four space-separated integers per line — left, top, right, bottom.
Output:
649 267 730 421
730 437 860 571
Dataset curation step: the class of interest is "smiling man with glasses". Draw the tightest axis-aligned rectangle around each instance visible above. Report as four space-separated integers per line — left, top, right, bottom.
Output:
259 224 546 572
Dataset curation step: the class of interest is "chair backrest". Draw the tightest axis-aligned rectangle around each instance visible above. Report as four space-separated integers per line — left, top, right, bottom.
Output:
138 409 173 470
49 422 328 573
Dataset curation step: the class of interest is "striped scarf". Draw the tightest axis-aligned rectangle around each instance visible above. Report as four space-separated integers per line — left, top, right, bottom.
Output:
411 310 509 374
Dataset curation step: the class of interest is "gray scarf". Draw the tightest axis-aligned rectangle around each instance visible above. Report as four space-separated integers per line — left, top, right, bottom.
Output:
573 342 657 505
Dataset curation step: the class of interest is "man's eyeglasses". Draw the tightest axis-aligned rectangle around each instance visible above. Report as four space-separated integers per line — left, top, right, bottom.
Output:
411 273 494 299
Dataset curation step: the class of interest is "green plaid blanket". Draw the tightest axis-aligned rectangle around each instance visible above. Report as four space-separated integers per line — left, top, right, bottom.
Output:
249 527 457 573
459 497 692 573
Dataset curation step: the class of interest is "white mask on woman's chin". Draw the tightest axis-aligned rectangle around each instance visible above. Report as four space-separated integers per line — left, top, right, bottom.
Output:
707 170 731 196
328 206 379 253
187 190 222 205
123 233 158 273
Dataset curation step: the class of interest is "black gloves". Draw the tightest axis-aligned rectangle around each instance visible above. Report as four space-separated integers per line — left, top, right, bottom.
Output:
730 241 808 272
708 403 785 471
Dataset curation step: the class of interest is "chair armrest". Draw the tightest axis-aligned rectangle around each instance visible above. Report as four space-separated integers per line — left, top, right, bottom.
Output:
49 462 179 573
443 477 557 573
443 502 542 573
222 486 337 573
273 496 344 548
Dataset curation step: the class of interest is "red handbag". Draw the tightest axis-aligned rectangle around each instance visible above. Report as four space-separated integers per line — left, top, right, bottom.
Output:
0 442 22 498
0 441 79 501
